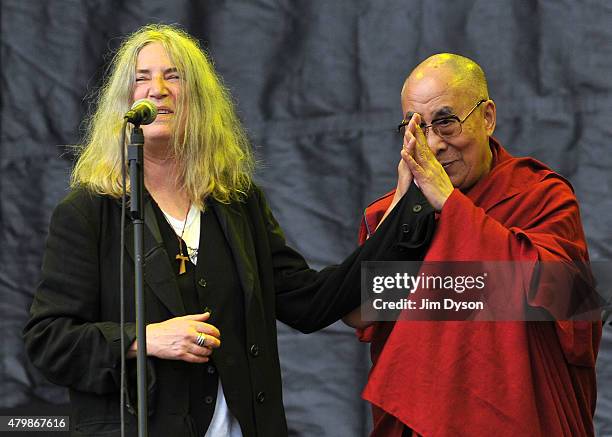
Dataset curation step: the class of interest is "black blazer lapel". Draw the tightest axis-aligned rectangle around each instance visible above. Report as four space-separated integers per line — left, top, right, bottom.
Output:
210 200 256 310
123 198 186 317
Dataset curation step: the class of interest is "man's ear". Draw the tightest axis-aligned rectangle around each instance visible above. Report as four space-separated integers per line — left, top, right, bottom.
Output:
483 100 496 136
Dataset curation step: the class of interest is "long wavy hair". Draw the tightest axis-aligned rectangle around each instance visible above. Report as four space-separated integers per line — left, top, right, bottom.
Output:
71 24 254 207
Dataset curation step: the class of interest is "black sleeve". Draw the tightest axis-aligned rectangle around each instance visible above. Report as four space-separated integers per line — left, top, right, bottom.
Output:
23 194 137 394
262 185 436 333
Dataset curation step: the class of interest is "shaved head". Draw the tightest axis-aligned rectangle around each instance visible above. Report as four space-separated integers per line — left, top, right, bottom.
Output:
402 53 489 103
399 53 496 191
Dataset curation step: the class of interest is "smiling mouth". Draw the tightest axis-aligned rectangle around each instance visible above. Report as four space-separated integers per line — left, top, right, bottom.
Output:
441 160 457 169
156 108 173 115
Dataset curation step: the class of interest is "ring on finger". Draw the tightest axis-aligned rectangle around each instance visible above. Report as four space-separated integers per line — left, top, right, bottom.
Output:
196 332 206 347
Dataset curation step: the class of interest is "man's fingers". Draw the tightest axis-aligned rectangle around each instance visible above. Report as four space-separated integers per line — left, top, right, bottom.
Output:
412 113 427 141
410 113 432 164
413 136 430 164
398 155 411 174
403 115 419 146
402 149 423 176
402 142 417 164
404 133 417 153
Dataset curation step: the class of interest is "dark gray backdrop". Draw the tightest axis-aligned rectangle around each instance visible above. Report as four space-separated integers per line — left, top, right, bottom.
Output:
1 1 611 436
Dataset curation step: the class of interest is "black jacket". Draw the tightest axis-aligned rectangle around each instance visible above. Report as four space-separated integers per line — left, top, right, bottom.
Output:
23 184 434 436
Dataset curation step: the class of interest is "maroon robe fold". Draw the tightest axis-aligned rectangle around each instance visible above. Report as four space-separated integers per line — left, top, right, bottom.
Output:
358 138 601 437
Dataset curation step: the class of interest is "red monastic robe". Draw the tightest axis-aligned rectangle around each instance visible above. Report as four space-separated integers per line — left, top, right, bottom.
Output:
358 138 601 437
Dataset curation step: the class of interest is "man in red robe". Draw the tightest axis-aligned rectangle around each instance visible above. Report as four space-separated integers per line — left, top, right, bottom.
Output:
345 54 602 437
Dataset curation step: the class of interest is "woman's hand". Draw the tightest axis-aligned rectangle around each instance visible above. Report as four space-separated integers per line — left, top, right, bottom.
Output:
128 312 221 363
375 144 414 230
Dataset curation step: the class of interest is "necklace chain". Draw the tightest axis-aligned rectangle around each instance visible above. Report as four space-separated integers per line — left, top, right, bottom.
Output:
177 203 190 245
162 203 192 275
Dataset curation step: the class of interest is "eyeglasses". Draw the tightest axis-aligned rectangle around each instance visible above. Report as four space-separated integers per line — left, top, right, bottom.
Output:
397 99 487 139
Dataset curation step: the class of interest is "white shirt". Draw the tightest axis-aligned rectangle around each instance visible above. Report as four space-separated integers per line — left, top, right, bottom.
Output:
162 205 243 437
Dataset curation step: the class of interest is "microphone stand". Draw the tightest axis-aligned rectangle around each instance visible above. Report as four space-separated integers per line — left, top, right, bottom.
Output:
127 126 148 437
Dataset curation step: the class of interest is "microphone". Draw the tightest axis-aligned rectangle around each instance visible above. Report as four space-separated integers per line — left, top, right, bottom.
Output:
124 99 157 125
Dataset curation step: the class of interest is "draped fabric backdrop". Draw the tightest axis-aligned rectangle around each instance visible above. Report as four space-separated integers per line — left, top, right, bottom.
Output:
1 1 611 436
